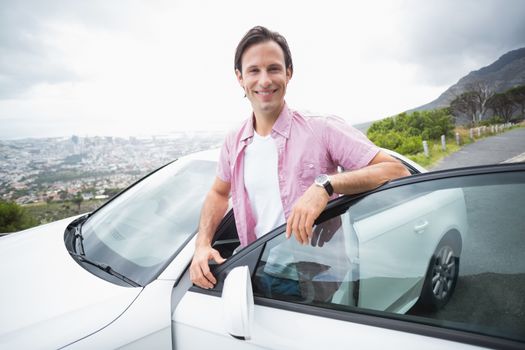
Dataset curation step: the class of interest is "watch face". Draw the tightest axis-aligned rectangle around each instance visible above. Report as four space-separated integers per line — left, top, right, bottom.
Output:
315 174 329 185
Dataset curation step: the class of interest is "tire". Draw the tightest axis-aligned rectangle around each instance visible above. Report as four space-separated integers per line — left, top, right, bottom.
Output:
418 235 460 311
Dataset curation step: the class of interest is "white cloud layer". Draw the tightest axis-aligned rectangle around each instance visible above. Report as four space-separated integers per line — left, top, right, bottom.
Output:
1 0 524 139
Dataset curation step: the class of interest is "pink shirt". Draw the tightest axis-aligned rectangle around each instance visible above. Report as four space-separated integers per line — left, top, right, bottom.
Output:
217 104 379 247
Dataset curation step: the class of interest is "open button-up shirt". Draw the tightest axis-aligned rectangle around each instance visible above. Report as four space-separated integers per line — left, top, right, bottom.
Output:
217 104 379 247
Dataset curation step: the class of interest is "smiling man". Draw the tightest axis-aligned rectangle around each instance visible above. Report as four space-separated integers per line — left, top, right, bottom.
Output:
190 26 410 289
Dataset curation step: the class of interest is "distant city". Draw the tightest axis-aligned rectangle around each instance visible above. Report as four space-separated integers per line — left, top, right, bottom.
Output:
0 133 225 205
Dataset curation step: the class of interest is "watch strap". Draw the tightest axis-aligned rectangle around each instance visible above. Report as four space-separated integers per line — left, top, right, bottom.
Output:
323 180 334 196
315 174 334 196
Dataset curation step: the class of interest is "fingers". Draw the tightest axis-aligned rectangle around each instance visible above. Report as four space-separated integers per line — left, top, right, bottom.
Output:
286 214 293 239
286 184 329 245
190 248 222 289
190 261 214 289
304 214 315 242
211 249 226 264
287 207 316 245
291 213 303 244
295 212 306 244
200 260 217 286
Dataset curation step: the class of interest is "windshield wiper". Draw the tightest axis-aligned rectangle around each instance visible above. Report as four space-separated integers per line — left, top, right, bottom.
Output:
73 226 86 256
69 252 141 287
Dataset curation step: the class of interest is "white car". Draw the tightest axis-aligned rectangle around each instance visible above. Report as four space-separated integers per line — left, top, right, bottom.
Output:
1 149 524 349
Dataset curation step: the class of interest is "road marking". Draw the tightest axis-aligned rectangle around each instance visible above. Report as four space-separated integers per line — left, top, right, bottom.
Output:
501 152 525 163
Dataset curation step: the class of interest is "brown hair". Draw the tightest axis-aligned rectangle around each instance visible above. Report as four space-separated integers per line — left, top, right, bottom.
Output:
234 26 293 76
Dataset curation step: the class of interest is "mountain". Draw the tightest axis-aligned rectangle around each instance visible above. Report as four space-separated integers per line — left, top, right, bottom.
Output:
412 47 525 112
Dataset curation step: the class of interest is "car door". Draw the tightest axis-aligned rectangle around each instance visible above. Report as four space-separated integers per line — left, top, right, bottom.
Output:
172 163 525 350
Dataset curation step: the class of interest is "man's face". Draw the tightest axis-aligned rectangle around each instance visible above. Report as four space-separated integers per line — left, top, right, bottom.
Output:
236 40 292 119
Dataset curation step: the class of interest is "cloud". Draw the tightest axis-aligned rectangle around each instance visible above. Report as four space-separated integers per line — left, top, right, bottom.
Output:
0 0 153 99
1 0 525 138
386 0 525 86
0 2 75 98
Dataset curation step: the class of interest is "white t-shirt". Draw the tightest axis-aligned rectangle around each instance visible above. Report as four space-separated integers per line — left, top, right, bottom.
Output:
244 131 286 238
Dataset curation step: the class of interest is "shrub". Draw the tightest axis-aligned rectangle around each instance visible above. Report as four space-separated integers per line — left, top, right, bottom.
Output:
479 116 503 126
0 201 37 233
397 135 423 154
367 108 454 155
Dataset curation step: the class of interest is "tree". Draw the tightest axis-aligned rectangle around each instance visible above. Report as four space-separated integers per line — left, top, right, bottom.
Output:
72 195 84 213
103 187 121 199
450 81 493 125
487 93 516 123
0 201 37 233
450 91 478 125
507 85 525 119
58 190 69 200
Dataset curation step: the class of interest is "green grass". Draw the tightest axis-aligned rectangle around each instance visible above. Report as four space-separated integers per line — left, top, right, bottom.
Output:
23 199 107 226
407 141 461 168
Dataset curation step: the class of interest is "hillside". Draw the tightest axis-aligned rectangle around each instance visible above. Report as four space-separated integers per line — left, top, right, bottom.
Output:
412 47 525 112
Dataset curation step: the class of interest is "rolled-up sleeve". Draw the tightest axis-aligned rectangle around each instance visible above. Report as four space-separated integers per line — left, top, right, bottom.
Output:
323 116 380 170
216 137 232 183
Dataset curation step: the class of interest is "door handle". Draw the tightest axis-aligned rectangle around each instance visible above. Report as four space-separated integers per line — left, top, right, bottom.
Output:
414 220 429 233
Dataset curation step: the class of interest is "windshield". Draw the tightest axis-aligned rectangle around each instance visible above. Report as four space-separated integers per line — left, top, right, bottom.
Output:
78 158 216 286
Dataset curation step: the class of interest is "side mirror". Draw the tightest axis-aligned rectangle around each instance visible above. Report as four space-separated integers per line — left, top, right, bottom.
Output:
221 265 254 340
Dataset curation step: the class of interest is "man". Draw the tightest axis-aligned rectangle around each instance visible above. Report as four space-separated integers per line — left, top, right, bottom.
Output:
190 26 409 289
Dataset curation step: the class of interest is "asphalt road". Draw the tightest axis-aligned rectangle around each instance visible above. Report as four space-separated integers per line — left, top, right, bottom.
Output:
444 185 524 339
430 127 525 170
408 134 525 343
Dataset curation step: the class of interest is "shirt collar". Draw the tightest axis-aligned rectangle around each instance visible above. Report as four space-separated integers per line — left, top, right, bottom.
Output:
240 103 292 142
272 103 292 139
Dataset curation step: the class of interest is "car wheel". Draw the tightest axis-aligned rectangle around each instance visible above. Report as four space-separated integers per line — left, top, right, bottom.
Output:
418 235 460 311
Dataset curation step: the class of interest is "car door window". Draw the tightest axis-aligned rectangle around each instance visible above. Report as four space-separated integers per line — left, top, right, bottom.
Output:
251 168 525 344
254 215 352 304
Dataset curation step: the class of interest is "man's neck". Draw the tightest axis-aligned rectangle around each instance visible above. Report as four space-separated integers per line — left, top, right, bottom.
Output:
253 105 284 136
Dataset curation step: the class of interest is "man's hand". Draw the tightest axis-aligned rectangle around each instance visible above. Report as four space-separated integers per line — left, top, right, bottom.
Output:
286 184 330 245
190 244 226 289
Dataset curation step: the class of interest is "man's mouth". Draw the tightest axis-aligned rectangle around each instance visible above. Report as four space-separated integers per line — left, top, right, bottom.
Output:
255 89 278 95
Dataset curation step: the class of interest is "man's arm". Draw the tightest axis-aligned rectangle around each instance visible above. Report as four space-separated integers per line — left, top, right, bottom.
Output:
331 151 410 194
286 151 410 245
190 177 231 289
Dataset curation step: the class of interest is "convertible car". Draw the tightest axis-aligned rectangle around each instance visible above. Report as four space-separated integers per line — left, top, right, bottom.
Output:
0 148 524 349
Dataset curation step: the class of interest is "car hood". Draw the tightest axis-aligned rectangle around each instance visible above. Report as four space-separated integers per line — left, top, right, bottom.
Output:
0 217 142 349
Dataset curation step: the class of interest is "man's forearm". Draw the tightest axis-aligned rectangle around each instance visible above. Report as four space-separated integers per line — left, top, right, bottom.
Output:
331 161 409 195
195 190 229 248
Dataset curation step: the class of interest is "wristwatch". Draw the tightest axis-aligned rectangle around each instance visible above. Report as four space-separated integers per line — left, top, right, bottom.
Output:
314 174 334 196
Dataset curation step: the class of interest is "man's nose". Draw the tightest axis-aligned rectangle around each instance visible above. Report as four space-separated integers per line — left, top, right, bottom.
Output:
259 70 272 87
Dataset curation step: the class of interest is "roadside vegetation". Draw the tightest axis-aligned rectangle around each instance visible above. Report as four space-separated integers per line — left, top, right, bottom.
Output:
23 198 107 225
0 198 108 234
0 201 38 233
0 185 124 233
368 84 525 168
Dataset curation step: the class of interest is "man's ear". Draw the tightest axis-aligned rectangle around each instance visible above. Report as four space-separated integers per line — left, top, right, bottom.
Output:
286 67 292 82
235 69 243 87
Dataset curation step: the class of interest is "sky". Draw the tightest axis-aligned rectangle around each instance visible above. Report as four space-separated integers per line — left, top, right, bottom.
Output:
1 0 525 139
